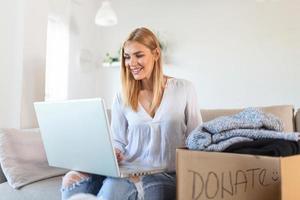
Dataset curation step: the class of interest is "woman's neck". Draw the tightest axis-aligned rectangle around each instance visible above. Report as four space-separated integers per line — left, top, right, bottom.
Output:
141 78 153 90
141 75 168 91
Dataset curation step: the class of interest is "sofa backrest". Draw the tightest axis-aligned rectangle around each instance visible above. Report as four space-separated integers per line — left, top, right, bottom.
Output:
200 105 295 132
296 109 300 132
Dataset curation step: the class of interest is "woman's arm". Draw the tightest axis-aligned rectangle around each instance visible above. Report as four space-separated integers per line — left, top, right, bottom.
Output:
111 93 128 155
185 82 203 137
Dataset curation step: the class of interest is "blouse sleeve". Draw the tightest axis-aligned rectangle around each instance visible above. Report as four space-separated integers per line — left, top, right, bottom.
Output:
110 92 128 154
185 82 203 137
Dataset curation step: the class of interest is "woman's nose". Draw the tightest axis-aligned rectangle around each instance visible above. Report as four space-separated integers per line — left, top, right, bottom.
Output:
129 57 137 66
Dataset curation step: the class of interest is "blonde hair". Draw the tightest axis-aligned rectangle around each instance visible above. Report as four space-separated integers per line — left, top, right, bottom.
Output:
120 27 164 116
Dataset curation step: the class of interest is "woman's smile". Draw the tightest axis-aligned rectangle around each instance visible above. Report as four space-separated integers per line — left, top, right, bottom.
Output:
131 67 144 75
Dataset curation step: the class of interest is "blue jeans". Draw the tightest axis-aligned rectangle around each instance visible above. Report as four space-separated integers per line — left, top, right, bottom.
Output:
61 172 176 200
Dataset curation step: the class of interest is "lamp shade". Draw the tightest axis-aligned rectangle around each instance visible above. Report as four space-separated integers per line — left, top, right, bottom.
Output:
95 1 118 26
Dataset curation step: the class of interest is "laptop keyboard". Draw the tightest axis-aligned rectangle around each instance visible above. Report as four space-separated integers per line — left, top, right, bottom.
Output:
119 163 165 177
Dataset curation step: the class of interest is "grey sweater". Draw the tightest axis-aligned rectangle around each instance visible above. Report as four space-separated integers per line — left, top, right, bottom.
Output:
186 108 300 151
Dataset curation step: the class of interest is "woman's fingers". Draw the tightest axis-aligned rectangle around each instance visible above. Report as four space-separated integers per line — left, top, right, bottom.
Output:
115 148 124 162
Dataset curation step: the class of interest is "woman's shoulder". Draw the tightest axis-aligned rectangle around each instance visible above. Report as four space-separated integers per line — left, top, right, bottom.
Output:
167 77 194 89
113 91 124 105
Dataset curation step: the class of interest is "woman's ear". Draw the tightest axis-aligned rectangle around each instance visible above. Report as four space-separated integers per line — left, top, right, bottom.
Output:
152 48 160 61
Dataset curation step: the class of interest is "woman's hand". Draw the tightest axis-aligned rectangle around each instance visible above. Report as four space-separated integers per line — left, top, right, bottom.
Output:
115 148 124 163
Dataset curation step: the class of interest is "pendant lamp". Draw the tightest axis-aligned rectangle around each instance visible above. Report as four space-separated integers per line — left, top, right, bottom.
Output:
95 1 118 26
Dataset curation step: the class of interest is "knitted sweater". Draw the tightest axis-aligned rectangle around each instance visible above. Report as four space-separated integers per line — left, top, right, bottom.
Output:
186 108 300 151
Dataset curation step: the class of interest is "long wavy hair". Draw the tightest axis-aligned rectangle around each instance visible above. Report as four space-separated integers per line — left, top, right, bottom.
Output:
120 27 164 116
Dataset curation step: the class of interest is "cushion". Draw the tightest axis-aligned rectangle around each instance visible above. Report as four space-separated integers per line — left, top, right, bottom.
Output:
296 109 300 132
200 105 295 132
0 176 62 200
0 128 67 189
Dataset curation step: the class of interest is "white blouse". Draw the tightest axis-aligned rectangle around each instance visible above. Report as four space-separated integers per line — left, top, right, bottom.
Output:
111 78 202 171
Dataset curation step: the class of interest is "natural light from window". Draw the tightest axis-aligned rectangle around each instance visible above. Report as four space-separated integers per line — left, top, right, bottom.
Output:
45 15 69 101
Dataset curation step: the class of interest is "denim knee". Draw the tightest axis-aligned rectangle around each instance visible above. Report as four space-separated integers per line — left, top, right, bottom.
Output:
61 176 92 200
97 177 137 200
97 174 176 200
143 182 176 200
142 173 176 200
61 174 105 200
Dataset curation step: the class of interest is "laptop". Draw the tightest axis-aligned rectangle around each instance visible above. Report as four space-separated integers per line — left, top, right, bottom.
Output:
34 98 165 178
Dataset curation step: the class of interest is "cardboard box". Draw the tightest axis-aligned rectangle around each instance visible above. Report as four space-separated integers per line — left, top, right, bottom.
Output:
176 148 300 200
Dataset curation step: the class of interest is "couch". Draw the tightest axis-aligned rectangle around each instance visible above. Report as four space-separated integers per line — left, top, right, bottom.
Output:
0 105 299 200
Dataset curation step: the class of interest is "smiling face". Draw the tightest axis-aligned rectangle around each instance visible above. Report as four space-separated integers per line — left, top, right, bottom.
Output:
123 41 158 80
272 171 279 182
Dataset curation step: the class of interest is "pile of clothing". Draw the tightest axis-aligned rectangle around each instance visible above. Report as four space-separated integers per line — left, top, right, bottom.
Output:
186 108 300 156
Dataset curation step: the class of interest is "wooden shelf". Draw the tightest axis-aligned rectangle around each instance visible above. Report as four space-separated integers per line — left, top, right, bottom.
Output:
102 61 121 68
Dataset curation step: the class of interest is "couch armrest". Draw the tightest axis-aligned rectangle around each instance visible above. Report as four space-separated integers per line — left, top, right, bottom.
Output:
0 166 6 183
296 109 300 132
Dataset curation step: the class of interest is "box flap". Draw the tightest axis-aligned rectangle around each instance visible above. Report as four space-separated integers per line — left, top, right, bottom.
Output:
280 155 300 200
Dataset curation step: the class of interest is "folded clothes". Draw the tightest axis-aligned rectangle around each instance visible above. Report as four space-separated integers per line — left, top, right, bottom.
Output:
186 108 300 151
223 139 300 157
202 107 283 134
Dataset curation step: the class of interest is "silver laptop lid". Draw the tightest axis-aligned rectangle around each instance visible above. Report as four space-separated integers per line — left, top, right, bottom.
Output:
34 98 120 177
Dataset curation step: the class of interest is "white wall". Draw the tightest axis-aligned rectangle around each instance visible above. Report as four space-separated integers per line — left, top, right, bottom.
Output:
0 0 47 128
1 0 299 128
46 0 101 101
67 0 100 99
95 0 300 109
0 1 24 128
21 0 48 128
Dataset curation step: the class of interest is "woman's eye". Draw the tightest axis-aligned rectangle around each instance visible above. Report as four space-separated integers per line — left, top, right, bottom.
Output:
124 56 130 60
136 54 144 58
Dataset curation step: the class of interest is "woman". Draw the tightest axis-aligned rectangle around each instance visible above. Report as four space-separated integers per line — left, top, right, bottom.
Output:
61 27 202 200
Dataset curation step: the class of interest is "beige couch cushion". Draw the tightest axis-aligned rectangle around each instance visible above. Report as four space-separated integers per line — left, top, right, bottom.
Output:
296 109 300 132
201 105 295 132
0 128 67 189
